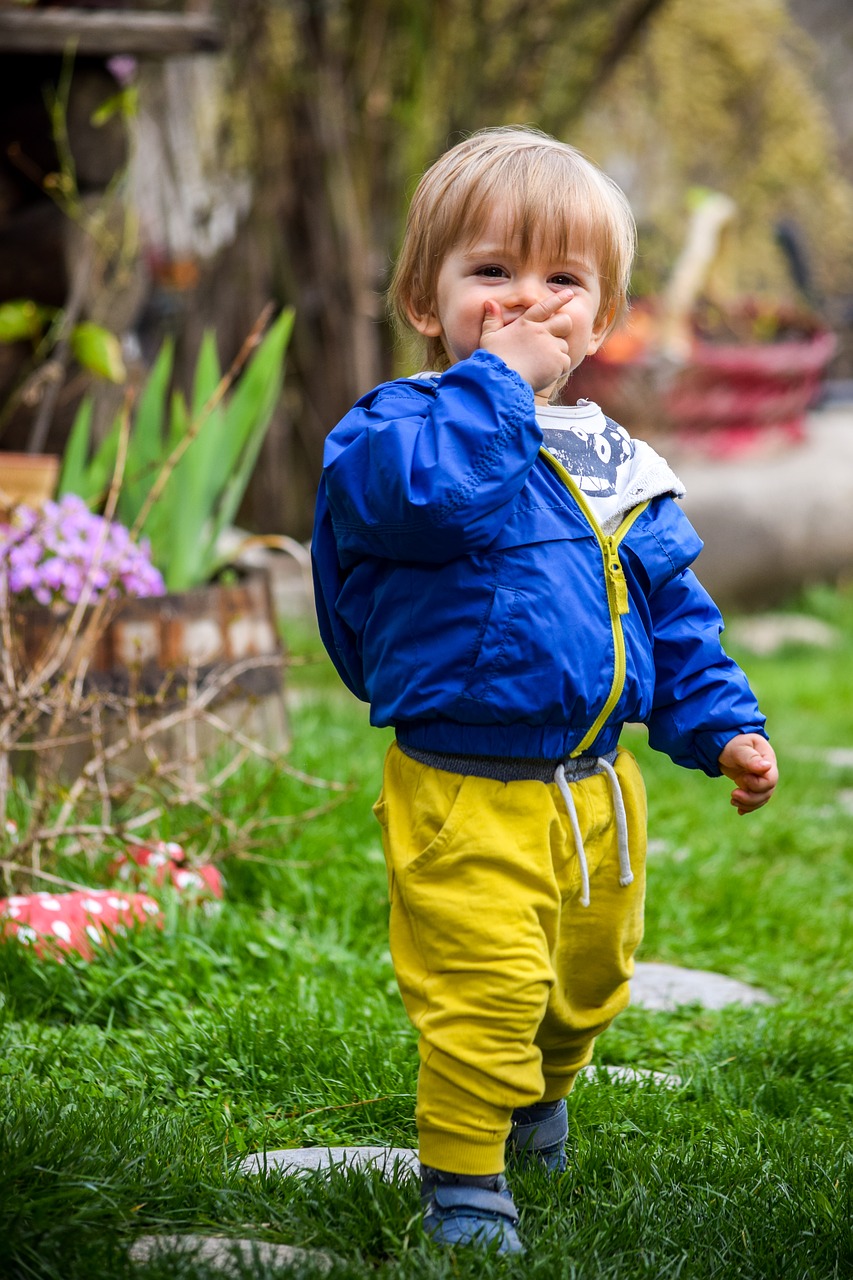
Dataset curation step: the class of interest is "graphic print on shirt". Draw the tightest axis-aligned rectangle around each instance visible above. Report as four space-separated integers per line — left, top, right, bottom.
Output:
539 416 634 498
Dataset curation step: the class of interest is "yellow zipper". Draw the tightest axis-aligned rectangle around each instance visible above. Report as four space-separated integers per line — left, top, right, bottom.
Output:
539 448 648 756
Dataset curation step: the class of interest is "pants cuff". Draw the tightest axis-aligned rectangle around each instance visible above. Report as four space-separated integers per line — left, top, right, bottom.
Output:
418 1124 508 1176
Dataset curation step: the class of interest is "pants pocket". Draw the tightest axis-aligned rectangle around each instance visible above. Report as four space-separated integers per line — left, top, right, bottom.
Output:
377 743 472 903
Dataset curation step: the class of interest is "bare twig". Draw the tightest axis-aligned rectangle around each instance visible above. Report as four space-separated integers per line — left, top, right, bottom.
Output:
0 860 93 893
287 1095 391 1122
0 311 345 892
230 851 325 869
201 708 348 790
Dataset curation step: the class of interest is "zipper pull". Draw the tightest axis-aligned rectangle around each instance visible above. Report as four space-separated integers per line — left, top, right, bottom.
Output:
606 539 630 615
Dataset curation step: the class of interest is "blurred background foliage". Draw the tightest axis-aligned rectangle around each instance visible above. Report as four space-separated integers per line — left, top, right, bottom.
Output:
571 0 853 304
227 0 852 532
228 0 676 529
1 0 851 536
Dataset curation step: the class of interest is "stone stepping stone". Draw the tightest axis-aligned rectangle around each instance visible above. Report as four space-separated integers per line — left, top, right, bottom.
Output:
129 1233 334 1273
631 961 775 1012
578 1063 681 1088
240 1067 682 1186
241 1144 419 1179
793 746 853 769
726 613 839 656
237 963 773 1190
836 789 853 815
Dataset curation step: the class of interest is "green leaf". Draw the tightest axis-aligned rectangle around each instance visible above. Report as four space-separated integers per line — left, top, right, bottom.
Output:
147 336 220 580
184 331 227 536
90 86 138 127
0 300 48 343
201 308 294 579
57 396 95 502
71 322 127 383
160 313 293 588
83 421 121 509
156 389 208 592
191 330 222 420
116 340 174 529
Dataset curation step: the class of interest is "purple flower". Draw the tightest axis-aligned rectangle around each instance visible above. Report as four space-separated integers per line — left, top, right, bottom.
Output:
9 564 37 593
40 558 66 591
9 542 40 569
0 495 166 609
107 55 138 87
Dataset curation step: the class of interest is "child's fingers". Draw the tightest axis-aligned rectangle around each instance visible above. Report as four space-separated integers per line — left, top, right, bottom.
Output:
731 788 772 814
719 735 777 779
732 794 764 815
748 754 779 789
522 288 574 323
739 770 775 794
738 756 773 783
730 763 777 813
719 738 777 814
480 299 505 338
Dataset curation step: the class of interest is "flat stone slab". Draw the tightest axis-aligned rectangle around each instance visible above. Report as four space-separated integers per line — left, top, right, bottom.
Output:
836 789 853 815
794 746 853 769
578 1063 682 1088
678 407 853 607
241 1144 420 1179
726 612 839 656
631 961 775 1012
129 1233 334 1273
240 1069 682 1184
238 964 775 1188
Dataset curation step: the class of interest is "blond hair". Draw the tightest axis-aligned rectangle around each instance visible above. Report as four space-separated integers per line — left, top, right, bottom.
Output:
389 126 636 371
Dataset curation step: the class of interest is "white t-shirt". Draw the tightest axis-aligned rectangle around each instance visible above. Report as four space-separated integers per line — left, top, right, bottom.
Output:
536 400 684 533
412 373 685 533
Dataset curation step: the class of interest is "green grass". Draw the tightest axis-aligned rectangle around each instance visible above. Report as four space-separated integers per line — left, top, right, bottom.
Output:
1 591 852 1278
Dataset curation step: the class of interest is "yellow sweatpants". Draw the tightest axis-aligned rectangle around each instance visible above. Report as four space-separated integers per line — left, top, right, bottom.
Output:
373 742 647 1176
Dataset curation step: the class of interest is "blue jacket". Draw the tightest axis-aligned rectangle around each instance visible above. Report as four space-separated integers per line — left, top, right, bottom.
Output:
312 350 767 774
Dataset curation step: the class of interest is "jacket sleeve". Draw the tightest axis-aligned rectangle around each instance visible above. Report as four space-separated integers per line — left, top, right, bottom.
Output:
323 351 541 564
624 498 768 774
646 565 768 775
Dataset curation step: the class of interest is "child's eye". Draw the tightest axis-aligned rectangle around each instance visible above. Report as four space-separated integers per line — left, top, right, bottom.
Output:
550 273 579 288
475 265 508 278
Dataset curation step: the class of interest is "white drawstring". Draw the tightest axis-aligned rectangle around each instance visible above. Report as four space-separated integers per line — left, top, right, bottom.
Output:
596 755 634 888
554 763 590 907
553 756 633 907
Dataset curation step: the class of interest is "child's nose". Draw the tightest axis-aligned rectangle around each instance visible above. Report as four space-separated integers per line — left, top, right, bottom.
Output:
507 274 549 311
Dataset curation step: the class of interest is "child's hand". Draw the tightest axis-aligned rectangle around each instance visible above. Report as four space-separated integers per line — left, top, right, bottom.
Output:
479 290 574 393
718 734 778 814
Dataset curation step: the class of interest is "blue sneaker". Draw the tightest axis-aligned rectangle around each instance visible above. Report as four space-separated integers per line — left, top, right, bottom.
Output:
507 1099 568 1173
421 1172 524 1254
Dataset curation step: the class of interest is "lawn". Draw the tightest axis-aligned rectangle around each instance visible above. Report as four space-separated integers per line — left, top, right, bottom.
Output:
1 588 852 1279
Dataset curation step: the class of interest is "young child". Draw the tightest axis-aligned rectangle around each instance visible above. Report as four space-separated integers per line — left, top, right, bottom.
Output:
311 126 778 1255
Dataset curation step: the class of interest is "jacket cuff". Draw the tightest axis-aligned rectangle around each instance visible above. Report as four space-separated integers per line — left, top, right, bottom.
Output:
691 725 770 776
452 349 536 401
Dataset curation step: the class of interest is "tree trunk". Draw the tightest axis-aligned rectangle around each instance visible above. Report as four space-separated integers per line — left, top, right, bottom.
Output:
230 0 674 539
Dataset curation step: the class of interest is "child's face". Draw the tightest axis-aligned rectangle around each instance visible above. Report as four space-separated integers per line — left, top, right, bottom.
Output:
410 206 609 400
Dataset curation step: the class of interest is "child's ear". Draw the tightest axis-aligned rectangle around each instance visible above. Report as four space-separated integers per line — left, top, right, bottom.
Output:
586 304 616 356
406 299 443 338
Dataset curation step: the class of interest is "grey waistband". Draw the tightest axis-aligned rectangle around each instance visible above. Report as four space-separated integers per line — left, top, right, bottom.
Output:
397 742 618 783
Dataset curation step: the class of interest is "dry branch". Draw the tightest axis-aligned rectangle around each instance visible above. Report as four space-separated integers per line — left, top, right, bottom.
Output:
0 561 341 891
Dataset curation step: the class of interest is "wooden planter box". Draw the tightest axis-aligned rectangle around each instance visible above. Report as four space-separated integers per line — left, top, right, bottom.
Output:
11 569 288 781
0 453 60 517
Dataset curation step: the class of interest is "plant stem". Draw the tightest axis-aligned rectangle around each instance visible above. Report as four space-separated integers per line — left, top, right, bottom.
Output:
26 237 96 454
